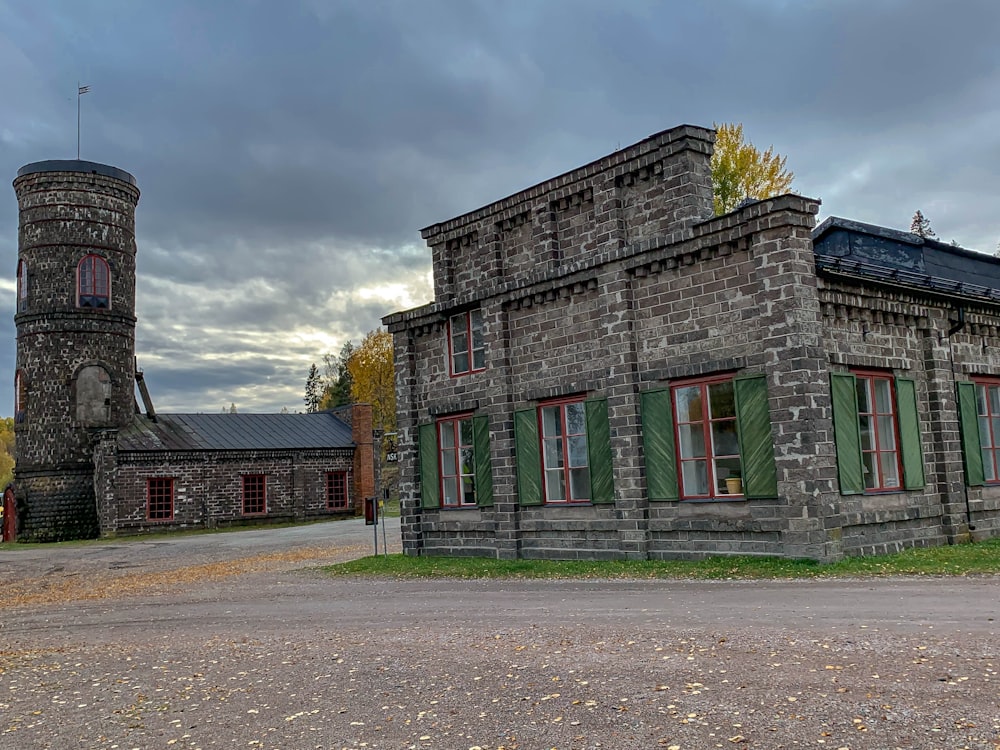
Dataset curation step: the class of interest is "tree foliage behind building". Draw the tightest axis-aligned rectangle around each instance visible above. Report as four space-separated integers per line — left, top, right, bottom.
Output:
347 329 396 434
0 417 14 489
910 210 937 239
711 123 795 215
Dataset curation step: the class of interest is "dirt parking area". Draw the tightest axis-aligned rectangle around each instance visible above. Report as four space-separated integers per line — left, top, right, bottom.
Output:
1 521 999 750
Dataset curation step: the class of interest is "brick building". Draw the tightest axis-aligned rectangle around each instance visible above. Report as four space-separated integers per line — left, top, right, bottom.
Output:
384 124 1000 562
11 160 374 542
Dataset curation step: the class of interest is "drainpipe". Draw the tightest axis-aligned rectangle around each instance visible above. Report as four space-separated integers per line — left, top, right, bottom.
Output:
946 305 976 532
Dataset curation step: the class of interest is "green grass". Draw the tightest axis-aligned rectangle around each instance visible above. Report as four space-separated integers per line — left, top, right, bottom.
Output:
324 537 1000 580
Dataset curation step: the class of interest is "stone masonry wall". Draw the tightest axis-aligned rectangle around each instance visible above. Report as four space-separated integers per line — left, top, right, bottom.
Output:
820 277 1000 552
388 121 1000 561
13 164 140 541
107 448 356 535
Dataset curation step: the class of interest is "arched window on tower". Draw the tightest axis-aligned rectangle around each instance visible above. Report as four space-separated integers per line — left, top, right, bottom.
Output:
16 259 27 313
14 370 26 424
78 254 110 309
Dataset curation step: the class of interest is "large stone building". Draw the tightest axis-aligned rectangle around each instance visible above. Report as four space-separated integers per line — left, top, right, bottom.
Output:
384 124 1000 562
10 160 373 542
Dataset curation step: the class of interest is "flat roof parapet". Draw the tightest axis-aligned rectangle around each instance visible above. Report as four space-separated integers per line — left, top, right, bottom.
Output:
16 159 137 186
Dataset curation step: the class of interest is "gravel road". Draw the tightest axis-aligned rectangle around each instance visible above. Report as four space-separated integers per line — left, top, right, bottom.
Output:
1 520 999 750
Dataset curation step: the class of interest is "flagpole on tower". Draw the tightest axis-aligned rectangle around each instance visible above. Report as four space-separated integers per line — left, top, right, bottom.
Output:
77 83 90 159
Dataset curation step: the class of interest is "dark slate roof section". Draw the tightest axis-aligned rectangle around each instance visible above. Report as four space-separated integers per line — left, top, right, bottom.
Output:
813 217 1000 303
117 412 355 452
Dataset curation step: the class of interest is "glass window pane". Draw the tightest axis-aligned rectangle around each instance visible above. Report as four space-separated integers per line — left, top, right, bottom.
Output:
715 457 742 490
876 415 897 450
992 418 1000 451
984 449 997 482
471 312 484 346
681 460 708 496
677 424 706 459
462 476 476 505
708 381 735 419
452 331 468 355
440 422 455 449
977 385 988 416
856 379 872 414
569 467 590 500
674 386 702 422
568 435 588 467
859 415 873 452
453 352 469 374
711 419 739 457
460 447 475 476
880 451 899 488
472 349 485 370
541 406 561 437
980 416 992 447
989 385 1000 415
442 476 458 505
565 402 585 435
874 378 892 413
459 418 473 445
441 448 456 476
543 438 563 469
862 451 877 489
545 469 565 501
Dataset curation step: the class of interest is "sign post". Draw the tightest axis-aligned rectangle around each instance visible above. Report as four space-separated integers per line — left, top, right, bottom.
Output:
364 496 378 555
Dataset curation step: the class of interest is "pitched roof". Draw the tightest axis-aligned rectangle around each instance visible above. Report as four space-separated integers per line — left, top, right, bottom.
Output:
117 412 354 452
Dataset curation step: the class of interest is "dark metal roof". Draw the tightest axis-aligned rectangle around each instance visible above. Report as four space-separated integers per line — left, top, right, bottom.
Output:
813 217 1000 301
16 159 137 185
117 412 354 452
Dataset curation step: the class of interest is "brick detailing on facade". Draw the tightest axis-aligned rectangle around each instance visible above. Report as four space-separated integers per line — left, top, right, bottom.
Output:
385 123 1000 562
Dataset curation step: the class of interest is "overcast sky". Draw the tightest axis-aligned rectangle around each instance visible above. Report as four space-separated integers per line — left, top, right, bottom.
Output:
2 0 999 415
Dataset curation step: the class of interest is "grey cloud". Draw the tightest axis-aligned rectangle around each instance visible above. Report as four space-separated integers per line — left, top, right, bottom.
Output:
4 0 1000 414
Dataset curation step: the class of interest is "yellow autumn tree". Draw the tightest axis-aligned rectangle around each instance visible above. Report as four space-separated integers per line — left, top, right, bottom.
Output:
347 329 396 434
711 123 794 215
0 417 14 488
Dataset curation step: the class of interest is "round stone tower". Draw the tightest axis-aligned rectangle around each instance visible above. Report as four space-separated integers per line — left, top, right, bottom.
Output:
13 160 140 541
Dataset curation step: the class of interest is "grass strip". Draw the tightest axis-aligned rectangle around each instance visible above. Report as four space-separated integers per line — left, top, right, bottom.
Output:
324 537 1000 580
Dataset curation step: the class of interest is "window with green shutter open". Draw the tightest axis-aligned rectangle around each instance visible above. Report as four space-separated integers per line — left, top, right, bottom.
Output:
419 415 494 508
640 373 778 501
830 370 924 494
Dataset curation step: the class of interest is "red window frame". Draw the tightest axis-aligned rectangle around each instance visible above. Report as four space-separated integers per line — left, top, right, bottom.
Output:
448 309 485 376
326 471 349 510
438 414 476 507
242 474 267 515
974 378 1000 483
78 254 110 309
147 477 174 521
671 374 742 500
538 397 590 504
854 370 902 491
16 259 27 313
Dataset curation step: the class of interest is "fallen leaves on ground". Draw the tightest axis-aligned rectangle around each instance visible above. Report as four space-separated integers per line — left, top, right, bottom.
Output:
0 544 369 609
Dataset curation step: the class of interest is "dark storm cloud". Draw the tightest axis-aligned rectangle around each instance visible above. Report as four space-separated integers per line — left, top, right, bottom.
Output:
3 0 1000 412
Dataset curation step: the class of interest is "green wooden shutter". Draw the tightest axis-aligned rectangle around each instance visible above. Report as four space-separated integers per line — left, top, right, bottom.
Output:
830 372 864 495
957 381 985 487
418 422 440 508
894 378 925 490
585 398 615 504
640 388 678 500
734 374 778 499
472 415 494 507
514 408 543 505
